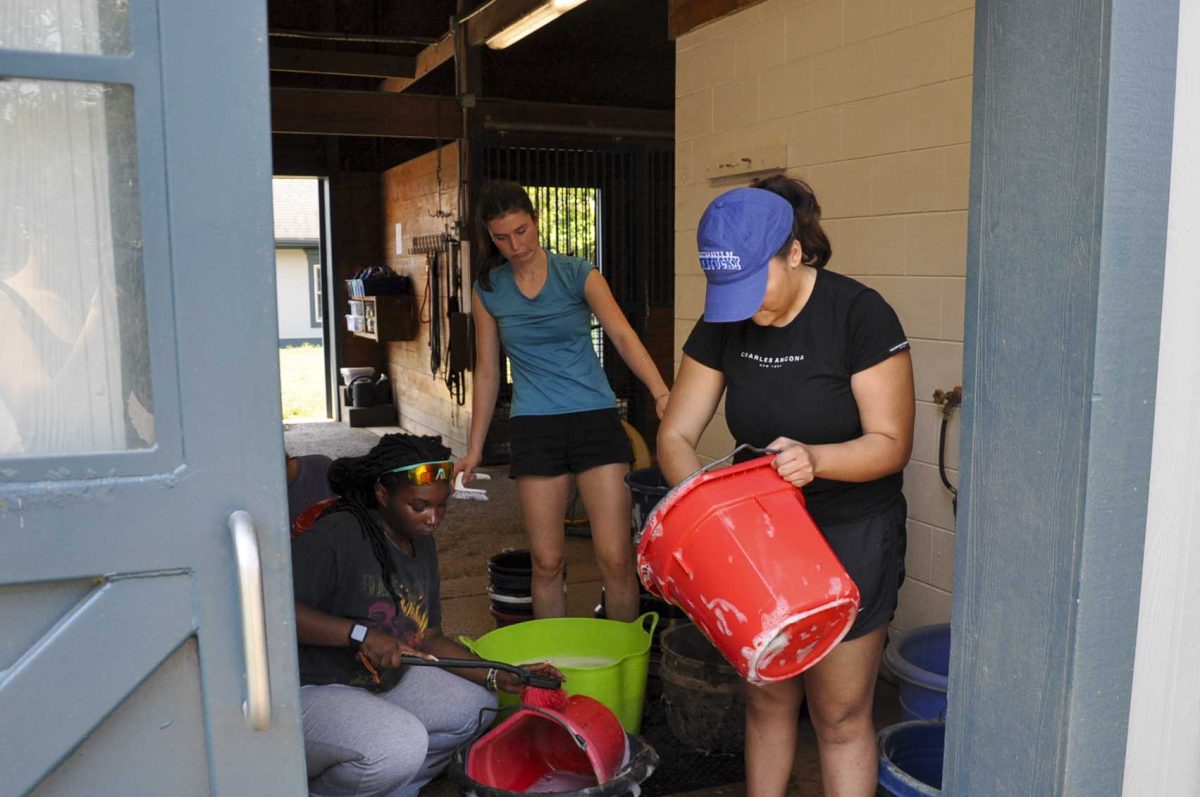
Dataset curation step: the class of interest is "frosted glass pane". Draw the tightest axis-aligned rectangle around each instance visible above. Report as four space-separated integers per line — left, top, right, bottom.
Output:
0 0 131 55
0 80 153 457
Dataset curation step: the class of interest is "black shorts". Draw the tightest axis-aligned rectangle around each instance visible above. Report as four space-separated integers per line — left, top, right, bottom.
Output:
508 408 634 478
820 494 907 641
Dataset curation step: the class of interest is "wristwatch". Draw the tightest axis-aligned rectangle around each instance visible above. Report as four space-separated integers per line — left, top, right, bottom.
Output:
348 623 369 648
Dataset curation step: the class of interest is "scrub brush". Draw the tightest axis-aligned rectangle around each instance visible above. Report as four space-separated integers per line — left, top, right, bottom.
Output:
452 471 490 501
521 683 568 710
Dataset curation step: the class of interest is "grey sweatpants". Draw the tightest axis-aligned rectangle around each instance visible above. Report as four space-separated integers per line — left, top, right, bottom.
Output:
300 666 498 797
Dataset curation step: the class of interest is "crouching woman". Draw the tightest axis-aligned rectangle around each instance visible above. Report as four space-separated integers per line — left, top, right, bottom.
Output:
291 433 560 797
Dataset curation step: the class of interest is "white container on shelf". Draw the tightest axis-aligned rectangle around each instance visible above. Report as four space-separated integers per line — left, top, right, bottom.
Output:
339 366 375 384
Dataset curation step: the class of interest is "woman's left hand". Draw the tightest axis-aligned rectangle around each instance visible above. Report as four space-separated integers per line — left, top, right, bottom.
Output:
495 662 566 695
654 391 670 420
767 437 819 488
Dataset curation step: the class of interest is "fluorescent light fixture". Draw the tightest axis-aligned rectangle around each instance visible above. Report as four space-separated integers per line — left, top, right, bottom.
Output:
485 0 590 50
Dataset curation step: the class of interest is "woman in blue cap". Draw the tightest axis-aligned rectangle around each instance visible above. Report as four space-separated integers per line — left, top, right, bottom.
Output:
456 181 671 622
658 175 914 797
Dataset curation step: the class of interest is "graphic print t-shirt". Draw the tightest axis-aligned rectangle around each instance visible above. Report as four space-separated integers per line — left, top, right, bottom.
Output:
292 510 442 691
684 269 910 526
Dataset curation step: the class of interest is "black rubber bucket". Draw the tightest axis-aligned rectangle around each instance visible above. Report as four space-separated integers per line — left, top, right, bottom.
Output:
659 623 746 756
625 467 669 539
488 549 532 596
487 549 566 626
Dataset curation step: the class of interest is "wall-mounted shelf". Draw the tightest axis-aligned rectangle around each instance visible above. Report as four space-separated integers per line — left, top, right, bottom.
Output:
345 294 416 342
702 144 787 182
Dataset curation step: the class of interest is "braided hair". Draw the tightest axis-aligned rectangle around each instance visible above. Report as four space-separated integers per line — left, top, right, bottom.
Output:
323 434 451 616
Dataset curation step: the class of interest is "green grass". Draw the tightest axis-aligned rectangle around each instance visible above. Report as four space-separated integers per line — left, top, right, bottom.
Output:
279 343 329 420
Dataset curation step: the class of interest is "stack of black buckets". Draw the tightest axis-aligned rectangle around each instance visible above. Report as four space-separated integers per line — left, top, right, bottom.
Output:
486 550 535 627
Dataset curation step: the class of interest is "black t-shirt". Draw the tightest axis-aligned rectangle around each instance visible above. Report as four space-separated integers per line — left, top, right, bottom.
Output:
683 268 910 526
292 509 442 691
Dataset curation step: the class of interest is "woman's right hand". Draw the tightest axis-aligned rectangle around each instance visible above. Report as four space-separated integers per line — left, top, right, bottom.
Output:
359 630 436 670
454 450 482 484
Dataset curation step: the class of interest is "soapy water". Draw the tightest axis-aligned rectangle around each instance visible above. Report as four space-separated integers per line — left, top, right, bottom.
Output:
526 771 600 793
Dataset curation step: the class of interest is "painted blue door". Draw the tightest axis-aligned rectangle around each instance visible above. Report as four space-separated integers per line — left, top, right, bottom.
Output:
0 1 307 794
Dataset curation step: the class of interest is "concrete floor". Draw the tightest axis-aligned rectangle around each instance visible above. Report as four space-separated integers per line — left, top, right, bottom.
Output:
426 463 902 796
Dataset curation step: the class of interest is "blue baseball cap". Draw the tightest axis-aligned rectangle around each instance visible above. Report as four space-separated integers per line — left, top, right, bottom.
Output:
696 187 794 322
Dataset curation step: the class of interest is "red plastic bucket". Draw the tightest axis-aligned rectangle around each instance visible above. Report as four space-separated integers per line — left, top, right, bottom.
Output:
466 694 628 792
637 453 860 684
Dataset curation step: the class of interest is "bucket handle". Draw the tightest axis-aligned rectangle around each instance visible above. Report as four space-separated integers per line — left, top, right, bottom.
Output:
635 611 660 639
683 444 777 483
668 444 779 502
457 635 477 653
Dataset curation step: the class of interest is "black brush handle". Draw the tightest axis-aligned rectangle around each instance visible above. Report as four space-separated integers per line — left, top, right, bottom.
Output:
399 655 563 690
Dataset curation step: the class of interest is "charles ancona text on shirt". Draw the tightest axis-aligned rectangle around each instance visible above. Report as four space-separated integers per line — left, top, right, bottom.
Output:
740 351 806 369
699 250 742 271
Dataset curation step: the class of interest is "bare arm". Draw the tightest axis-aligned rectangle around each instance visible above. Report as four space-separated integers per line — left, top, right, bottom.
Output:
294 600 359 648
655 354 726 485
294 601 431 670
770 350 915 486
456 292 501 480
584 269 672 419
422 626 565 693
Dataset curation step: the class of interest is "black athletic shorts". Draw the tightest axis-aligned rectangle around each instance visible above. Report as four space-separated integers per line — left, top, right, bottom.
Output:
820 493 907 641
508 408 634 478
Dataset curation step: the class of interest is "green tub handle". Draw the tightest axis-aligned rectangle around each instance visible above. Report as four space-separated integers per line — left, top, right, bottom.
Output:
457 635 477 653
636 611 660 639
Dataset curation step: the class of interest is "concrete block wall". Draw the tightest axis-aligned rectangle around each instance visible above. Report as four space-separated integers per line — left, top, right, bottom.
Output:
674 0 973 631
382 144 472 455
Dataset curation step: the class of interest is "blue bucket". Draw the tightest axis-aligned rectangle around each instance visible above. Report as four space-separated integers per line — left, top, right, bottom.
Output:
884 623 950 721
877 720 944 796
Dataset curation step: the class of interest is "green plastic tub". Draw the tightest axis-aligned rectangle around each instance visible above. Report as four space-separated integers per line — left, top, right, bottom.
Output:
460 612 659 733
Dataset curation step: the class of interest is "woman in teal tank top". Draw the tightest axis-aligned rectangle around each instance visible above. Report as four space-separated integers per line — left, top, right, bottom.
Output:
455 181 671 622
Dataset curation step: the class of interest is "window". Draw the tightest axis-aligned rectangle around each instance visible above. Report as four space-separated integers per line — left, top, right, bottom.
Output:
306 248 322 327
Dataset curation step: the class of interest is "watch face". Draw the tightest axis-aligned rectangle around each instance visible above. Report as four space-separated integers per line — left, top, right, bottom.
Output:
350 624 368 643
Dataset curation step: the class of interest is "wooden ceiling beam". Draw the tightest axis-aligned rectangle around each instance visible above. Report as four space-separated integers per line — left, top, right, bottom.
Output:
667 0 768 40
269 46 417 78
271 88 462 139
380 32 457 93
475 98 673 138
463 0 548 48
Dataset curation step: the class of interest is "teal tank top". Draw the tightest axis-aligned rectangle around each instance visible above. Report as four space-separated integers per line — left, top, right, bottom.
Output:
476 252 617 417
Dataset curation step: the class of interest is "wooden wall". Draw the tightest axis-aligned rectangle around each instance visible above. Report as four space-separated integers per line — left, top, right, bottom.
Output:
382 144 472 454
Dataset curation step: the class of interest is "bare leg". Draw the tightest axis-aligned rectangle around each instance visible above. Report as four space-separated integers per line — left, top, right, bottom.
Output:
745 676 804 797
515 474 572 618
802 625 887 797
575 462 638 622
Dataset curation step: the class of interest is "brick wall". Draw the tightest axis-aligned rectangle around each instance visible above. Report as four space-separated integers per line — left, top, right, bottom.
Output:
673 0 974 631
382 144 472 455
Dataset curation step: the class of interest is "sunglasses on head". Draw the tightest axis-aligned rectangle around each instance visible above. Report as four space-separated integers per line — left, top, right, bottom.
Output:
379 460 454 486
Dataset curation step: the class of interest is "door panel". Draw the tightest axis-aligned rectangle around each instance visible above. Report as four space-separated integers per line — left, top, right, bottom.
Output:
1 575 195 795
30 639 211 797
0 579 95 670
0 0 307 794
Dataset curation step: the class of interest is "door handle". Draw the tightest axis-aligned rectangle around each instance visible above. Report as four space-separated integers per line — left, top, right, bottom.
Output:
228 510 272 731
